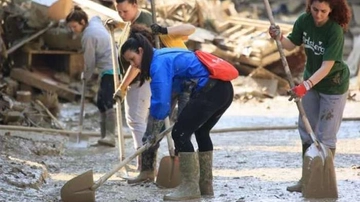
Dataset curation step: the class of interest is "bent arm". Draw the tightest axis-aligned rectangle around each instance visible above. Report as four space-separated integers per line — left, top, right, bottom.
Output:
116 66 140 91
167 24 195 37
307 61 334 85
280 37 297 51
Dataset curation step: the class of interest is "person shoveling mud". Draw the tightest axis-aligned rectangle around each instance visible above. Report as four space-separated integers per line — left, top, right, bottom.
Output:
119 32 238 200
66 6 118 147
267 0 352 198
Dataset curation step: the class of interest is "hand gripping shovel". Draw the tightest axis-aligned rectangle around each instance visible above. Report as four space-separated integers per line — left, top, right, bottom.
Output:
156 118 181 188
60 125 174 202
263 0 337 198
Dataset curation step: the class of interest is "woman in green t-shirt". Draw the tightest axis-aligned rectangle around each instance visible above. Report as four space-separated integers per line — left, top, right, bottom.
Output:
269 0 351 193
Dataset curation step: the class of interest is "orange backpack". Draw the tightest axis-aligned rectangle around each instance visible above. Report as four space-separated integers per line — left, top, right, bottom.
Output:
194 50 239 81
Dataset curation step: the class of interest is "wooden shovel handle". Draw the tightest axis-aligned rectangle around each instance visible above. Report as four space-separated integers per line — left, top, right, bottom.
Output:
92 124 174 190
263 0 319 147
165 117 176 157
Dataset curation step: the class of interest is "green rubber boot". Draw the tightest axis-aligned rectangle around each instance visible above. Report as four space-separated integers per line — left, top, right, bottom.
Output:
163 152 201 201
198 150 214 196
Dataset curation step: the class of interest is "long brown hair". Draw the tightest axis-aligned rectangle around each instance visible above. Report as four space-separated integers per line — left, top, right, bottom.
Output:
65 5 88 24
305 0 352 31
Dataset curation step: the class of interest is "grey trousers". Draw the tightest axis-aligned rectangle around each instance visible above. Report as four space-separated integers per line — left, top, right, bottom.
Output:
298 89 348 148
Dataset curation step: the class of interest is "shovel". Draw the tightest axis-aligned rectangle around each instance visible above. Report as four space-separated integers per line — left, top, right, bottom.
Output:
156 118 181 188
66 79 89 148
60 125 174 202
263 0 337 198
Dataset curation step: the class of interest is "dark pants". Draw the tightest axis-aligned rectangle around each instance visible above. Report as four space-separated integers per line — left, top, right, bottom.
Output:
97 74 115 113
172 79 234 153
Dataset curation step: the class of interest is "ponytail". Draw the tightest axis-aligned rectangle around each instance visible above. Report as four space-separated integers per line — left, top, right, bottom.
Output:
65 5 88 25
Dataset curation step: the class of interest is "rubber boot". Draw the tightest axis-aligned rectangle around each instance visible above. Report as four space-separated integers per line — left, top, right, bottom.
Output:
286 143 311 192
163 152 201 201
98 109 116 147
127 149 157 184
99 112 106 139
198 151 214 196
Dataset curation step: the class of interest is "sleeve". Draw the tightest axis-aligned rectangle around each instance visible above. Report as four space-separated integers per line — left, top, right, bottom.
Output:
323 25 344 61
81 35 96 80
149 62 173 120
286 15 304 46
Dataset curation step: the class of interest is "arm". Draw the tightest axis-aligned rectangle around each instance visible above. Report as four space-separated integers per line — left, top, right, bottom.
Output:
116 65 140 91
280 36 297 51
151 23 195 37
307 61 334 85
167 24 195 37
81 36 96 80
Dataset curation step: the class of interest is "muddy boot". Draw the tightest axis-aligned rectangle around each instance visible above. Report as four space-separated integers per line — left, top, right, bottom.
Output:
99 112 106 140
286 143 311 192
136 147 142 171
163 152 201 201
127 149 157 184
198 150 214 196
98 109 116 147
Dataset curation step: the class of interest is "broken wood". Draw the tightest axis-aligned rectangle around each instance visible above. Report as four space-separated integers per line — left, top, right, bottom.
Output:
35 99 64 130
10 68 80 102
0 125 132 138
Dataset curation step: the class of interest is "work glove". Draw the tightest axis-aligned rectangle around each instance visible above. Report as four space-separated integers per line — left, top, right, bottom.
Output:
142 115 164 145
288 80 312 100
104 18 123 30
113 87 127 102
81 71 92 81
268 25 283 41
151 23 168 35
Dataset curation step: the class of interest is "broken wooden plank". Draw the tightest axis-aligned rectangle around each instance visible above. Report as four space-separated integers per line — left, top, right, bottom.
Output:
10 68 80 101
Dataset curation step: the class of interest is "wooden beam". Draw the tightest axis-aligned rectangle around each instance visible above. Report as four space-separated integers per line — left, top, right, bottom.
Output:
10 68 80 101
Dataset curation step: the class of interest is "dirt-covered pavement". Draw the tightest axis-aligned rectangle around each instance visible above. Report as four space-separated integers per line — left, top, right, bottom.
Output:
1 88 360 202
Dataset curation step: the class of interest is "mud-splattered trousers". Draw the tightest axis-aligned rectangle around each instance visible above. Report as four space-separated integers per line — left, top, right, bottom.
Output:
125 80 151 149
97 75 115 113
172 79 234 153
299 89 348 149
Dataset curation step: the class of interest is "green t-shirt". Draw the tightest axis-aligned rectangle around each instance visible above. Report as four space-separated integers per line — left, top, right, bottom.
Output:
287 13 349 95
119 10 153 81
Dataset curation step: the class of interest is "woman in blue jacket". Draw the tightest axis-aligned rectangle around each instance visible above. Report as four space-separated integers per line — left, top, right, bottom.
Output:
121 33 234 201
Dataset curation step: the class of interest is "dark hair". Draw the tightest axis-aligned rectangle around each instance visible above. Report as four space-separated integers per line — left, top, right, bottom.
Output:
306 0 352 31
130 24 154 45
121 33 154 86
65 5 88 24
116 0 137 4
129 24 165 47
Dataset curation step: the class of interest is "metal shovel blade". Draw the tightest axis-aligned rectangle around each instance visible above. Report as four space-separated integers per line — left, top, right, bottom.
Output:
60 170 95 202
302 143 338 198
156 156 180 188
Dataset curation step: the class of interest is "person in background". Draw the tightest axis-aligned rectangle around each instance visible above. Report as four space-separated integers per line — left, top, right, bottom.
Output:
66 6 118 147
269 0 351 193
120 33 234 200
114 0 196 179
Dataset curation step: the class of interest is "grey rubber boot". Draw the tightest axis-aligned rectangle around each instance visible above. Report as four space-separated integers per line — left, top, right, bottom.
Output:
163 152 201 201
127 149 157 184
98 109 116 147
99 112 106 139
199 150 214 196
286 143 311 192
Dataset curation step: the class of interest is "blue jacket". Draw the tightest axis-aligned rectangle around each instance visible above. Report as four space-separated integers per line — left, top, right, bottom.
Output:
150 48 210 120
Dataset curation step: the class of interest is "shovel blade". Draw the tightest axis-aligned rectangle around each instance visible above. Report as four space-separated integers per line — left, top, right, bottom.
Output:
302 144 338 198
156 156 181 188
61 170 95 202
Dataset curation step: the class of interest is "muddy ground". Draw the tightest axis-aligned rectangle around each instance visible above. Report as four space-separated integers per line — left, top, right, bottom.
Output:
1 86 360 202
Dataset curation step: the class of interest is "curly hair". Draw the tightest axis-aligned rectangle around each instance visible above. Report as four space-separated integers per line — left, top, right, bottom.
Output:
306 0 352 31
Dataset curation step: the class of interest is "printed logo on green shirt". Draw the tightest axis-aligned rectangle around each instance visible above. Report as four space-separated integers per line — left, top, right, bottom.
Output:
303 32 325 55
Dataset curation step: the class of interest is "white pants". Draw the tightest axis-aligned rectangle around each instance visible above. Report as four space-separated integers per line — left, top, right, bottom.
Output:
125 80 151 149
